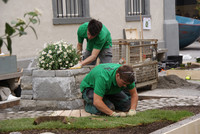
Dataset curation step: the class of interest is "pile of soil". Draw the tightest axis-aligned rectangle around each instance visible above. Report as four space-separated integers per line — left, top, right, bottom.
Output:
2 106 200 134
157 75 200 89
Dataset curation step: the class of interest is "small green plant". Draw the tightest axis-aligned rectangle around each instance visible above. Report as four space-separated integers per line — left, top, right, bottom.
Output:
180 63 185 68
196 57 200 63
0 8 41 55
38 40 81 70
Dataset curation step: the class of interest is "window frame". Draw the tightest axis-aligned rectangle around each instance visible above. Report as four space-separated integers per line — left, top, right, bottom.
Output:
52 0 91 25
125 0 151 21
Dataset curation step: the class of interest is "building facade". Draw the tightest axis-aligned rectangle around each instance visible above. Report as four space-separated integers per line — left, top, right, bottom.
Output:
0 0 179 59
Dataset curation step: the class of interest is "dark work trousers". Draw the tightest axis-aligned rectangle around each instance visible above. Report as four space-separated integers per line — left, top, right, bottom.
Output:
83 47 112 65
82 87 131 115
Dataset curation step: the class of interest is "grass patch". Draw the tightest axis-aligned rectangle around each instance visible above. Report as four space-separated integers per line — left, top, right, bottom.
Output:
0 109 194 132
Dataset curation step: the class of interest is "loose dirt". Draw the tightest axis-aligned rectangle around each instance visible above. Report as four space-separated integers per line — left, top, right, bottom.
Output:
157 74 200 89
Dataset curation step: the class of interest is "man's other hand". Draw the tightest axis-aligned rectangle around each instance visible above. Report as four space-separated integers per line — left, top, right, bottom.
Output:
127 109 136 116
110 112 126 117
70 63 82 69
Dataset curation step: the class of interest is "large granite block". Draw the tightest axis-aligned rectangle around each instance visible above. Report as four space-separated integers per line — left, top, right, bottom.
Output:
33 77 77 100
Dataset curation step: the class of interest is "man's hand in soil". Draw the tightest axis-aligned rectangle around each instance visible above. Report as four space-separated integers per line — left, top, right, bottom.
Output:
127 109 136 116
110 112 126 117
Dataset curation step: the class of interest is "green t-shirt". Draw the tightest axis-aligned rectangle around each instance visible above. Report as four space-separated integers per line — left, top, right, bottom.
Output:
80 63 135 97
77 22 112 51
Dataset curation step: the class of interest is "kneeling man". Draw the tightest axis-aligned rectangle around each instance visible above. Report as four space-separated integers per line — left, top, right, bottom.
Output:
80 63 138 117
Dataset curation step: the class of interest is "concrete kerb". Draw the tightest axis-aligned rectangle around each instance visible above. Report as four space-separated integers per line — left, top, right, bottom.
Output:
150 113 200 134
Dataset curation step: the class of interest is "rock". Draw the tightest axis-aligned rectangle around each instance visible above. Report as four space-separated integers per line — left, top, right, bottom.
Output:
0 86 11 101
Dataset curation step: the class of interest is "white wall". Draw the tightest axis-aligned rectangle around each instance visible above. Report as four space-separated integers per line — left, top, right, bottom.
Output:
0 0 164 59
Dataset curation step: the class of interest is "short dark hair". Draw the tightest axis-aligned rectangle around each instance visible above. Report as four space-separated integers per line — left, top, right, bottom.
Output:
116 65 135 84
88 19 102 36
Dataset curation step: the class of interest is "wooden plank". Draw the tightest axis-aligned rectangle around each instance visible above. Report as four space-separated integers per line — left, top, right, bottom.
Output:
70 109 81 117
0 98 20 109
51 110 64 116
166 70 200 80
60 110 72 117
80 109 92 117
0 69 23 81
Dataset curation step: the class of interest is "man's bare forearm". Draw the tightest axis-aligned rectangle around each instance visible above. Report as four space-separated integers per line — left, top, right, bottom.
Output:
93 93 113 115
129 87 138 110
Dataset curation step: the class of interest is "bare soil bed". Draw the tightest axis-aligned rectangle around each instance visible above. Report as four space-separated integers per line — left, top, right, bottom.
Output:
2 106 200 134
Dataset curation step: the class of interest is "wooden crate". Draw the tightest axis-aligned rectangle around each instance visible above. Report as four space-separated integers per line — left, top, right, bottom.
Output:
112 39 158 64
112 39 158 89
132 61 158 89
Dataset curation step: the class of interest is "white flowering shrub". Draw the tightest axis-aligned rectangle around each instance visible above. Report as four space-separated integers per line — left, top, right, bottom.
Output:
38 40 80 70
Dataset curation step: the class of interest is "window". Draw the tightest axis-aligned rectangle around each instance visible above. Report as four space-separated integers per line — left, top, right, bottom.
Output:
125 0 151 21
52 0 91 24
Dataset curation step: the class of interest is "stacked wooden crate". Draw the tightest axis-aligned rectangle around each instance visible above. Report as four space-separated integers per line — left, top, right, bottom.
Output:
112 39 158 89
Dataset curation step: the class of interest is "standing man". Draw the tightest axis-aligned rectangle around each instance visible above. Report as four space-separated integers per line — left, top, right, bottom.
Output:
80 63 138 117
71 19 112 69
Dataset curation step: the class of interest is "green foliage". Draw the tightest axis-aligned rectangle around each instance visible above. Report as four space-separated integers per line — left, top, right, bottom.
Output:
196 57 200 63
0 109 193 132
2 0 8 3
38 40 81 70
0 9 41 55
196 0 200 15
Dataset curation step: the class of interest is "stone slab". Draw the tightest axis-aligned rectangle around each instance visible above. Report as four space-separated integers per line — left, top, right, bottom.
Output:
36 100 57 108
20 95 33 100
20 99 36 108
55 70 72 77
33 70 55 77
21 90 33 95
22 68 34 76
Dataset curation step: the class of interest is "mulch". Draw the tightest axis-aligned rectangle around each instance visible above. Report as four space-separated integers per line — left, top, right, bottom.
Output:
1 106 200 134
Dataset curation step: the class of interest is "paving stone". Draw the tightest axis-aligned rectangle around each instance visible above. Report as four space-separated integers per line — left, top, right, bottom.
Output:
70 109 81 117
51 110 64 116
80 109 91 117
60 110 72 116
